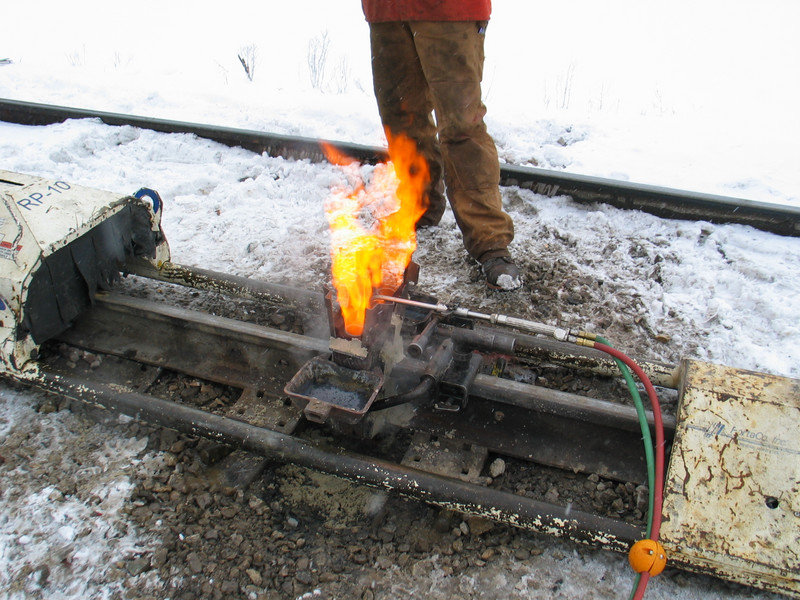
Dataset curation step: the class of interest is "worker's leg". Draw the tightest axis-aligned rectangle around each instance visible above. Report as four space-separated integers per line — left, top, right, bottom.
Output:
410 20 514 262
368 22 446 227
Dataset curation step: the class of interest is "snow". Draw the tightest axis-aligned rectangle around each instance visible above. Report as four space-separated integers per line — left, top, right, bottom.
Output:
1 1 798 599
0 389 157 600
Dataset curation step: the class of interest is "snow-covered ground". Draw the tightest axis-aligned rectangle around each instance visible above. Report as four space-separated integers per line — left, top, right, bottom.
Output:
1 1 798 599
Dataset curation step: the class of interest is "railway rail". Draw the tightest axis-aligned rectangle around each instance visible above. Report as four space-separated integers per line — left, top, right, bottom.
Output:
19 261 796 599
8 257 795 597
2 97 799 237
31 267 664 550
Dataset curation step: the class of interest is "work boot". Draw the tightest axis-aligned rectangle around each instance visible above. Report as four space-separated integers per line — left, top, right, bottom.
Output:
483 256 522 291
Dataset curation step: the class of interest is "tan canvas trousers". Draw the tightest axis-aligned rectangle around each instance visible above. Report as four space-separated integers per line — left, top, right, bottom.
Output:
369 20 514 263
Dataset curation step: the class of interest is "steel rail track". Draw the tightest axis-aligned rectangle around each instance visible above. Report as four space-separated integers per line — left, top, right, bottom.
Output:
2 97 798 237
6 263 684 549
29 370 642 551
54 287 672 480
126 258 679 389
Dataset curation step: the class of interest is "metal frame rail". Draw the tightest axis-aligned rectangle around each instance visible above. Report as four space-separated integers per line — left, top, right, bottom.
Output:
10 270 672 550
30 370 643 552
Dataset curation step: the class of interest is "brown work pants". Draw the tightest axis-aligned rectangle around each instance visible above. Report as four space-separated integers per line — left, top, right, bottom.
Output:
369 20 514 263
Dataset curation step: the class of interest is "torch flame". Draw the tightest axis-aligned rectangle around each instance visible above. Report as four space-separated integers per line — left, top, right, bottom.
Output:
323 130 429 337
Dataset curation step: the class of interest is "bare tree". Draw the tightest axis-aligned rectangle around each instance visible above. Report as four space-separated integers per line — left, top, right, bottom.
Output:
66 45 86 67
558 63 575 110
307 31 330 90
238 44 258 82
331 55 350 93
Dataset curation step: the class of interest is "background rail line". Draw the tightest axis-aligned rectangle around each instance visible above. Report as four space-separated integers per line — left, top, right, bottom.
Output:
2 97 798 237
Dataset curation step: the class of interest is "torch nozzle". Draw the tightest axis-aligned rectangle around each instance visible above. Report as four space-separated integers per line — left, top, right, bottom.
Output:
452 307 579 343
372 295 592 345
372 294 449 313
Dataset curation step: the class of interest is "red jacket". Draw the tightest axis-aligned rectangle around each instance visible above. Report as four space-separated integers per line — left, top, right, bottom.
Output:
361 0 491 22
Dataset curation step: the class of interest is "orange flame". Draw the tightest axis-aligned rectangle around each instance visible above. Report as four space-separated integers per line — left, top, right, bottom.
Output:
322 130 429 337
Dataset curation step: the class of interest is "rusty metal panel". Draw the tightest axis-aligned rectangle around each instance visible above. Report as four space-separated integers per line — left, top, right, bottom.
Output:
401 431 490 485
226 388 303 435
661 360 800 597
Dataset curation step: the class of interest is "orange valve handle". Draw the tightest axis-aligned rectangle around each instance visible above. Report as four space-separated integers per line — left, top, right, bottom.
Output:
628 539 667 576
